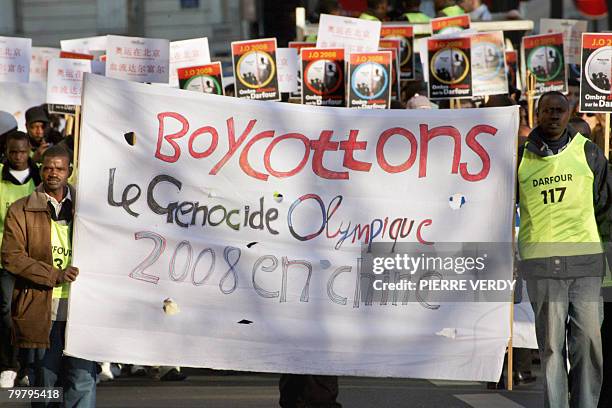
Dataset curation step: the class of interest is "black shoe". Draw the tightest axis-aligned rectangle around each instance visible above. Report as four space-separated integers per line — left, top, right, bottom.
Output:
160 368 187 381
514 371 536 385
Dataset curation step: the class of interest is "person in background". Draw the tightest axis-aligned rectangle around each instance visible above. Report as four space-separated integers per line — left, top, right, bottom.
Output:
401 0 431 23
2 146 97 406
406 94 433 109
569 116 592 140
359 0 388 21
457 0 491 20
0 131 41 388
0 111 18 161
434 0 465 17
24 106 50 163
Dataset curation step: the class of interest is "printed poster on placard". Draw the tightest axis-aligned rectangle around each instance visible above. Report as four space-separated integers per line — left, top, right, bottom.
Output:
380 40 401 101
348 51 392 109
522 33 567 97
30 47 60 82
301 48 345 106
46 58 91 106
0 36 31 83
380 25 415 80
540 18 587 65
431 15 471 36
106 35 170 83
471 31 508 97
316 14 381 54
580 33 612 112
232 38 280 101
428 37 472 100
178 62 224 95
169 38 211 87
506 50 519 89
289 42 315 99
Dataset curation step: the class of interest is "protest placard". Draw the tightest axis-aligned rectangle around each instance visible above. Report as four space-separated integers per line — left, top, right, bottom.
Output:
522 33 567 97
46 58 91 106
505 50 519 90
289 42 315 99
431 15 470 35
540 18 587 66
106 35 170 83
231 38 280 101
579 33 612 112
277 48 299 93
67 73 517 381
61 36 107 55
380 25 415 80
60 51 94 60
169 38 211 87
316 14 381 53
428 37 472 100
30 47 60 83
379 42 401 101
178 62 224 95
348 51 392 109
471 32 508 97
301 48 345 106
0 36 31 83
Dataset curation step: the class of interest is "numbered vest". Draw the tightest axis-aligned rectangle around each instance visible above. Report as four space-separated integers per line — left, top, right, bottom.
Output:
51 220 72 299
518 134 602 260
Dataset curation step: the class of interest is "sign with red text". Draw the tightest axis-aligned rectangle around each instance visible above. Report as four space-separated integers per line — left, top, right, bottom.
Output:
30 47 60 82
428 37 472 100
431 15 471 36
106 35 170 83
169 38 211 87
178 62 224 95
471 32 508 97
348 51 392 109
60 51 94 60
231 38 280 101
580 33 612 112
46 58 91 106
68 73 517 382
301 48 345 106
316 14 381 54
380 25 414 80
522 33 567 97
0 36 31 83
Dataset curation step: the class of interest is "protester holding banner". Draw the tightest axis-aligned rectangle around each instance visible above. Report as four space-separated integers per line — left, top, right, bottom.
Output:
518 91 611 408
1 146 96 406
0 130 41 389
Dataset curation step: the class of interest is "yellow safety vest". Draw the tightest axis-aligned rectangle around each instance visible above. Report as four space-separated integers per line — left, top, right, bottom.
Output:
359 12 380 21
440 5 465 16
518 134 602 260
404 12 430 23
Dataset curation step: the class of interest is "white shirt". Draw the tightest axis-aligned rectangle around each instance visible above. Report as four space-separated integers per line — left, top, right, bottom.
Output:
45 188 72 223
8 168 30 184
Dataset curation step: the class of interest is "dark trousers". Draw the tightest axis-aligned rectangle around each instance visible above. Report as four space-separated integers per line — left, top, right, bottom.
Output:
279 374 342 408
32 321 96 408
0 268 18 371
599 302 612 408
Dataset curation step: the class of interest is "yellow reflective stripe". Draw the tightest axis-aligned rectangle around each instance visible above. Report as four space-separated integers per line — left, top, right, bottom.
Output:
51 220 72 299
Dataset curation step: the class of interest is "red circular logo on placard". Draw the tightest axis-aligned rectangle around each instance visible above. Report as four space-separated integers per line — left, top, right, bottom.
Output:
304 59 343 96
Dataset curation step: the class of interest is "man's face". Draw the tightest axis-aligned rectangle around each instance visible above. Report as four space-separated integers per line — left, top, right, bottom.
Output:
6 139 30 171
27 121 46 143
41 156 70 194
537 95 570 139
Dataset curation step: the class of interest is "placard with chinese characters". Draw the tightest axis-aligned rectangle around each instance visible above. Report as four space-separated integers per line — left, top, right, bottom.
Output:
106 35 170 83
0 36 32 83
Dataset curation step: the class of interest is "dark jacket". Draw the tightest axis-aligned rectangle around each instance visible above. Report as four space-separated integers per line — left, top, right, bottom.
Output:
1 184 75 348
517 126 612 279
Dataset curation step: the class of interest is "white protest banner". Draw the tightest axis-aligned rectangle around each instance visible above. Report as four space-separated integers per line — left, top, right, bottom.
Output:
61 36 107 55
106 35 169 83
30 47 60 83
0 82 45 130
169 38 211 87
67 73 518 381
277 48 298 93
0 36 31 83
317 14 381 53
46 58 91 106
540 18 587 66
